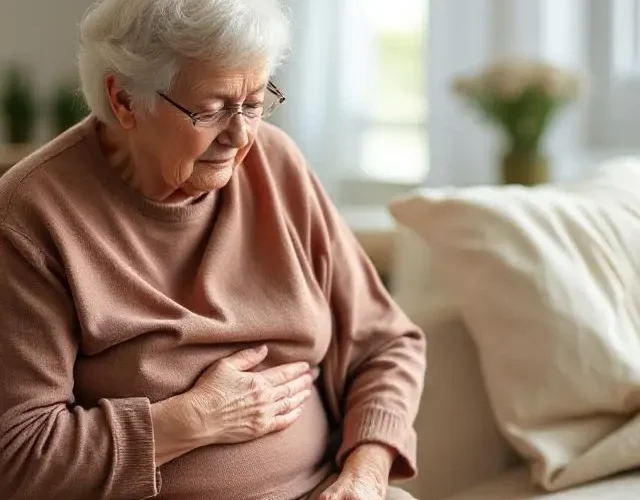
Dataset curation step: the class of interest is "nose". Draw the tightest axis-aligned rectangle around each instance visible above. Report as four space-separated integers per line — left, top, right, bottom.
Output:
217 112 249 149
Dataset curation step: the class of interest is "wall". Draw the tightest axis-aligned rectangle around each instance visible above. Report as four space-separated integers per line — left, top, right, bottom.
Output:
0 0 92 143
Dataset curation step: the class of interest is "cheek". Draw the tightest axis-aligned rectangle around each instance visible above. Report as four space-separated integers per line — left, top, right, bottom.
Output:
162 129 212 184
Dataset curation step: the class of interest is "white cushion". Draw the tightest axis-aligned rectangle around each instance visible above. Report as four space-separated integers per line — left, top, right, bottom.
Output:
444 468 640 500
391 226 459 324
389 158 640 492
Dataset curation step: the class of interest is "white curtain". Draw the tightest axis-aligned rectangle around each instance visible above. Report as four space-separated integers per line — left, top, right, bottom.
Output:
270 0 350 198
272 0 587 192
272 0 426 203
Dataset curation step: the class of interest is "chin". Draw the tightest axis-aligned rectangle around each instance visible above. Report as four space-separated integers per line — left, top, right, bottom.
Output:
189 165 235 193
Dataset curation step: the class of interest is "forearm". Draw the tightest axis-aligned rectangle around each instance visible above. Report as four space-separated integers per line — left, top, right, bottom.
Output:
335 327 426 479
0 398 159 500
0 230 161 499
318 196 426 477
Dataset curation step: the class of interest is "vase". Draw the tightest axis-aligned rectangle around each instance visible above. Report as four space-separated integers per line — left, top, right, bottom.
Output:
500 149 549 186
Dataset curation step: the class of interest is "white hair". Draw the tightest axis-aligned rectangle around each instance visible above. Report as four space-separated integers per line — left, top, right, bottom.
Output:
78 0 290 123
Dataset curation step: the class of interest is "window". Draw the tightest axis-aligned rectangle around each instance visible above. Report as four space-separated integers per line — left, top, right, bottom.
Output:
588 0 640 148
342 0 428 184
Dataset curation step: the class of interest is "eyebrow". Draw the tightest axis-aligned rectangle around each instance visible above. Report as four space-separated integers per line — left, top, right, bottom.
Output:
200 83 268 101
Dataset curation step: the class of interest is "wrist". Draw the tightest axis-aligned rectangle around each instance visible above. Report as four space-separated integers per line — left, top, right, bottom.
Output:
150 394 204 467
343 443 397 478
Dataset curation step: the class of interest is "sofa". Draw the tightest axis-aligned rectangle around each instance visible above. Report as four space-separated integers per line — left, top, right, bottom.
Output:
386 159 640 499
398 304 640 499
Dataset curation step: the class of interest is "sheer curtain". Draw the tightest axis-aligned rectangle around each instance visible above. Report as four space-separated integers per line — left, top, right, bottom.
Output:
271 0 428 205
270 0 348 198
273 0 587 195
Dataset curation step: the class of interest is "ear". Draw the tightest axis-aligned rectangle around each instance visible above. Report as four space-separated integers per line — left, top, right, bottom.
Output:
105 75 135 129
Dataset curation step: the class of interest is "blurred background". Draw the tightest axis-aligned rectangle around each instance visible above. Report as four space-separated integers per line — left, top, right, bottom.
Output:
2 0 640 227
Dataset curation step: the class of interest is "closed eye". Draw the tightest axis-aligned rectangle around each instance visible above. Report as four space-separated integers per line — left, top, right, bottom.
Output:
195 111 222 122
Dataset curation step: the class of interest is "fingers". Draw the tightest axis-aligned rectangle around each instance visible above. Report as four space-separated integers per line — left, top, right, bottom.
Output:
272 389 312 416
269 407 304 433
270 373 314 401
223 345 269 371
260 361 310 386
248 390 311 439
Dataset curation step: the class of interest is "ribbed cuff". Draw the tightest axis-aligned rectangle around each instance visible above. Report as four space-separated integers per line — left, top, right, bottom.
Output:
103 398 160 499
336 405 418 480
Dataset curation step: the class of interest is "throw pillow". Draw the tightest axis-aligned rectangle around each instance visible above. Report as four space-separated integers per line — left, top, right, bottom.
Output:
389 159 640 491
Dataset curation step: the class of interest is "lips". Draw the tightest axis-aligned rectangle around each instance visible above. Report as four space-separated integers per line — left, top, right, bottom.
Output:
199 157 234 164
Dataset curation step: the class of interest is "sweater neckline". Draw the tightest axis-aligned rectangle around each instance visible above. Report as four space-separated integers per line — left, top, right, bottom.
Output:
80 115 218 223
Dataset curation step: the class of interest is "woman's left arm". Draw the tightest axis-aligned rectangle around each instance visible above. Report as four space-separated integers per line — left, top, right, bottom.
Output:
324 218 426 480
260 126 426 490
305 172 426 483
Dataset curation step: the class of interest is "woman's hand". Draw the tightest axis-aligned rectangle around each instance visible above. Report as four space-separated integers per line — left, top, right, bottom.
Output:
319 444 396 500
151 345 313 466
188 345 314 443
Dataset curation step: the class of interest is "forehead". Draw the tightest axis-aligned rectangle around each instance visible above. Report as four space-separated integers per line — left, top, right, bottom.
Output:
175 60 270 98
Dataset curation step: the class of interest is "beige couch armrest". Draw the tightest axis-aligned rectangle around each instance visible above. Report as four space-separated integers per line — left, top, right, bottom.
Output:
397 301 520 500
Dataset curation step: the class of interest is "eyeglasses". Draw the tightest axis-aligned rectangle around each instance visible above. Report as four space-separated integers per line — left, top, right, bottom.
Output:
157 80 285 128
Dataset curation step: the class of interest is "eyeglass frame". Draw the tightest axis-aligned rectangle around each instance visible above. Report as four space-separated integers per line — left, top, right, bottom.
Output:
156 80 285 128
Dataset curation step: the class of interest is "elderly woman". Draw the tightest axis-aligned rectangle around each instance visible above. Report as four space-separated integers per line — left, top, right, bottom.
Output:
0 1 425 499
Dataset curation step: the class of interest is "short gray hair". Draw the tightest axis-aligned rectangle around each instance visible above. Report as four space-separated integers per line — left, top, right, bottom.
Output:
78 0 290 123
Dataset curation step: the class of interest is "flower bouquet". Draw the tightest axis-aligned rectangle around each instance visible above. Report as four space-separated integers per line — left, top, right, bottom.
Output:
452 59 584 185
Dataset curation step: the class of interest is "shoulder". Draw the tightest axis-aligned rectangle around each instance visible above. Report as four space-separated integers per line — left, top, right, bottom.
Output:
255 121 303 157
0 118 96 235
249 121 332 199
245 122 340 243
248 121 324 207
251 122 308 178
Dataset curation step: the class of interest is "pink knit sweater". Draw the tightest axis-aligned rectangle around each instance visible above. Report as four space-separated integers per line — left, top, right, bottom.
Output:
0 117 425 500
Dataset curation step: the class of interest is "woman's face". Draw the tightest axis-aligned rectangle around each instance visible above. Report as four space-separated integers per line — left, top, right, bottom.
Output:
118 61 269 202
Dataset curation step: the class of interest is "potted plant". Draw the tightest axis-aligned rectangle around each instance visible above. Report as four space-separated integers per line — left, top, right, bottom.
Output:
452 59 584 185
51 83 90 135
0 64 37 145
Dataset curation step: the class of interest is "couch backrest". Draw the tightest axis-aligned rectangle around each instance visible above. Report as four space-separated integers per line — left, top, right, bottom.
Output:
392 229 520 499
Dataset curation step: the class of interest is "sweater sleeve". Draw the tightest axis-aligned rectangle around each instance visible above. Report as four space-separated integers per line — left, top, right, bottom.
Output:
305 173 427 480
0 225 160 500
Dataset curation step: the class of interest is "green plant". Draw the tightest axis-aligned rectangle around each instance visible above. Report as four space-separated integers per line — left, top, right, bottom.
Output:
0 65 37 144
452 59 584 153
51 84 90 135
